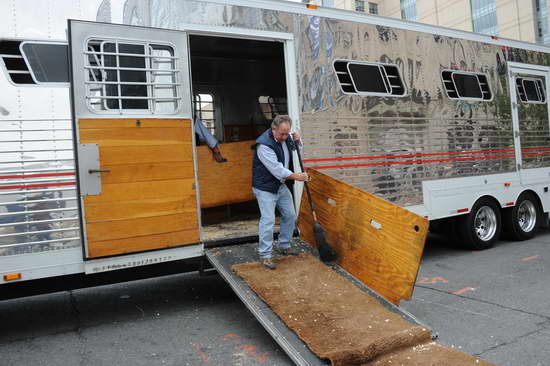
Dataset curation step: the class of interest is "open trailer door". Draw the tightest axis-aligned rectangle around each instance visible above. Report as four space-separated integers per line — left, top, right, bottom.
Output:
68 20 200 259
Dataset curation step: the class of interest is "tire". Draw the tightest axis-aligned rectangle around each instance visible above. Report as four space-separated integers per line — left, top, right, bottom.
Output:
458 197 501 250
503 192 541 241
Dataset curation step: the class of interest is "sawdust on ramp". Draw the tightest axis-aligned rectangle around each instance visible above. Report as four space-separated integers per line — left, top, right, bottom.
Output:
232 253 495 366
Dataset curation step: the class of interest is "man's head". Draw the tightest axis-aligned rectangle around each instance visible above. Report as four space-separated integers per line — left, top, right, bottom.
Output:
271 115 292 143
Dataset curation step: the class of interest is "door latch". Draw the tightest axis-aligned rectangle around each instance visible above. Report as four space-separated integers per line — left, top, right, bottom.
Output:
88 169 111 174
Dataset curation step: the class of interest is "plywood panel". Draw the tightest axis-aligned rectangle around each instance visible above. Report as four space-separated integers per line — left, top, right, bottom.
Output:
297 170 428 305
80 127 191 146
78 118 200 258
87 229 200 258
84 179 195 204
86 213 198 242
100 162 195 184
99 145 193 165
85 195 197 222
80 118 186 129
197 140 256 208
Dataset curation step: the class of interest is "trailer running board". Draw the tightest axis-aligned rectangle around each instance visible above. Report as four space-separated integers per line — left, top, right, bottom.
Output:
205 240 429 366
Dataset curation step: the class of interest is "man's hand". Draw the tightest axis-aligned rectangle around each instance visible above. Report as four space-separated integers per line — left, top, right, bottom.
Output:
291 130 301 142
289 172 309 182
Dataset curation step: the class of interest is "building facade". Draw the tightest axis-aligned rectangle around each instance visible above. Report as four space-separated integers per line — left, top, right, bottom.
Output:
323 0 550 45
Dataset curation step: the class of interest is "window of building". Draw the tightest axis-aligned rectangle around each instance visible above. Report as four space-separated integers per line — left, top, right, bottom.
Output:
400 0 417 21
441 70 492 101
516 77 546 103
334 60 406 97
85 39 179 114
194 93 216 136
534 0 550 45
0 40 69 85
355 0 365 12
368 2 378 14
258 96 288 122
470 0 498 35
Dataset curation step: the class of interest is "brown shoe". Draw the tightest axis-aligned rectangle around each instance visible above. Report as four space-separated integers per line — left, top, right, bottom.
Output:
261 258 277 270
276 247 299 256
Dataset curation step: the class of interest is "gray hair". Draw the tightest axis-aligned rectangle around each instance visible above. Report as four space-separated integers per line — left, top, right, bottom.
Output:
271 114 292 129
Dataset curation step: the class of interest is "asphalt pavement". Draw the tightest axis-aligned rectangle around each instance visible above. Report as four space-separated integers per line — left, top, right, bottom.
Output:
1 230 549 366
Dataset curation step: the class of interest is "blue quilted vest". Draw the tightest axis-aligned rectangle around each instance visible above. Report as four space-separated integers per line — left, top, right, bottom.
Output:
252 129 294 193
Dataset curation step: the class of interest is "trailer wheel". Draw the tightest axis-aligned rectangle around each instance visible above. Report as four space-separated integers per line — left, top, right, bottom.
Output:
503 192 541 241
458 198 501 250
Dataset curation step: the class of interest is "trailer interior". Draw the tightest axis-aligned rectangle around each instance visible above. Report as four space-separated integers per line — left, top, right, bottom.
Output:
188 35 288 243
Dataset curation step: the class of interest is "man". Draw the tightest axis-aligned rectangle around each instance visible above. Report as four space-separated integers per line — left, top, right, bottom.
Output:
252 115 309 270
194 116 227 163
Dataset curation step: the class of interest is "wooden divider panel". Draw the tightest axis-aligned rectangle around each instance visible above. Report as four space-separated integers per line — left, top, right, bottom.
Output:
197 140 255 208
79 118 200 258
297 170 429 304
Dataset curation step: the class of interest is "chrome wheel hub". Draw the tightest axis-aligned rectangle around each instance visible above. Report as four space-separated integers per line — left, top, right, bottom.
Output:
517 200 536 233
474 206 497 241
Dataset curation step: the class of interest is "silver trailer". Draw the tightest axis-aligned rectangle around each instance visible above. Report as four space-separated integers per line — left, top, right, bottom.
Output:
1 0 550 285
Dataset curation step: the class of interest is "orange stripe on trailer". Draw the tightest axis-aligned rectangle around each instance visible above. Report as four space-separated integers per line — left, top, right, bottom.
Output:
505 202 514 206
0 181 76 190
306 4 318 9
457 208 469 213
0 172 76 180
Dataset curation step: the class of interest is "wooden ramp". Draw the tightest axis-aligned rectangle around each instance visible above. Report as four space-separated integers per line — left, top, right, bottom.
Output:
297 170 429 305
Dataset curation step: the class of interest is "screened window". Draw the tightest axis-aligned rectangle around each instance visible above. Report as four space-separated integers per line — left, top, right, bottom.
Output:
334 60 406 97
368 2 379 15
441 70 492 101
516 77 546 104
194 93 216 136
20 42 69 83
355 0 365 12
0 40 68 85
85 39 179 114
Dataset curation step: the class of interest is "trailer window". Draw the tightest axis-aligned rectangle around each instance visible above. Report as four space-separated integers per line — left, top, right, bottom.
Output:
441 70 492 101
20 42 69 83
516 77 546 104
85 39 179 114
0 40 68 85
193 93 216 136
333 60 406 97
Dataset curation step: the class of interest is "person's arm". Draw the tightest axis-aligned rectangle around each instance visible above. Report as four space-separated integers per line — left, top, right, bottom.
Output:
257 145 308 182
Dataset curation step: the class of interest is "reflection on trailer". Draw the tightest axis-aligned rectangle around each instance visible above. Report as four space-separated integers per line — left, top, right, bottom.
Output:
1 0 550 288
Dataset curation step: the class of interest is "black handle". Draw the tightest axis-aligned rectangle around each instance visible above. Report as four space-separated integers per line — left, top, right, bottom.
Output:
88 169 111 174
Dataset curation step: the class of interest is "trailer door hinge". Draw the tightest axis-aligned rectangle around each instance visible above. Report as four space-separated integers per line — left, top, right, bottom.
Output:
517 163 522 170
512 102 518 109
514 130 520 138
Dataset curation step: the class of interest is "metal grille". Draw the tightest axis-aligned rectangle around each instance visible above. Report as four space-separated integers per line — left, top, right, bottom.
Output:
0 118 80 256
85 39 180 114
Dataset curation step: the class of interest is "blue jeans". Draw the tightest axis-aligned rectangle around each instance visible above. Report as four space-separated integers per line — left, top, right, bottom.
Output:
253 185 296 260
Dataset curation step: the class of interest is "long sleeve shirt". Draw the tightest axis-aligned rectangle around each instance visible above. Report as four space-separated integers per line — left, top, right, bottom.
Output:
257 139 302 182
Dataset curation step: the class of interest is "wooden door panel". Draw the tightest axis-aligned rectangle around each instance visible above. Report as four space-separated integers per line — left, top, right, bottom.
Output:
80 118 200 258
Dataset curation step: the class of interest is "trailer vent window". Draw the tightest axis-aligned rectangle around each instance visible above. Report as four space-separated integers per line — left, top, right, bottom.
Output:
516 77 546 104
441 70 492 101
333 60 406 97
0 40 35 84
85 39 180 114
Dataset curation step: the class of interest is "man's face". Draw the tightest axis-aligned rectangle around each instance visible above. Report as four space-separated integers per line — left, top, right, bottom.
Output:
272 121 290 143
